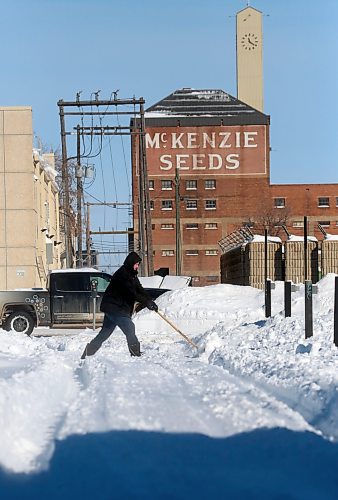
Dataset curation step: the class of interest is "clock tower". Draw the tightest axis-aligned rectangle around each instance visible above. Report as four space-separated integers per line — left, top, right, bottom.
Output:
236 5 263 112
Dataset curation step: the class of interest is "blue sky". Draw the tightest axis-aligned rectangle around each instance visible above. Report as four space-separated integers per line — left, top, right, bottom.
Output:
2 0 338 270
1 0 336 185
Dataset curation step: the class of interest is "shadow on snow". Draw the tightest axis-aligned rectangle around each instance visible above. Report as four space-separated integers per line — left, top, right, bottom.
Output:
1 428 338 500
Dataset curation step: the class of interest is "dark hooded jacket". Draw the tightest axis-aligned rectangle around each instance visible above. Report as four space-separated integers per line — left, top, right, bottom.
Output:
100 252 151 316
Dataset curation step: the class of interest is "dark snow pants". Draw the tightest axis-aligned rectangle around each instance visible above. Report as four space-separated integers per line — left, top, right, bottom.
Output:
86 311 139 355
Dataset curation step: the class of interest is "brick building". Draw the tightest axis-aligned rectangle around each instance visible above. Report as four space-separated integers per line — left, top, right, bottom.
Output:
131 88 338 286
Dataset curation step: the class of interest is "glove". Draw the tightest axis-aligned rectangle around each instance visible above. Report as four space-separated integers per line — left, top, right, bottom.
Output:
147 300 158 312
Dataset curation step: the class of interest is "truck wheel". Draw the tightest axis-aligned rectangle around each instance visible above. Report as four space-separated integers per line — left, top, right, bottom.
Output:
6 312 35 336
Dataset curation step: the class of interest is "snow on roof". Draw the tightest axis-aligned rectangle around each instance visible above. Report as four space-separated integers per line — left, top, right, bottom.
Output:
138 275 192 289
49 267 102 274
251 235 282 244
287 235 318 242
324 234 338 241
145 88 269 122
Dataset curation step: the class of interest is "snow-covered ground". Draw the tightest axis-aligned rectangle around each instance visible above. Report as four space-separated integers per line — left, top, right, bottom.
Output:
1 275 338 499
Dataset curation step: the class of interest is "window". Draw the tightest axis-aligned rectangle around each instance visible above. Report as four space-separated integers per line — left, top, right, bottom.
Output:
90 274 111 293
318 221 330 227
292 221 304 228
149 180 154 190
205 249 218 256
274 197 286 208
186 180 197 190
186 250 199 256
44 201 50 226
205 179 216 190
161 223 174 230
162 249 174 256
318 197 330 207
161 180 172 190
46 241 53 265
336 197 338 207
54 273 89 292
206 276 218 282
161 200 173 210
150 200 154 210
205 199 216 210
205 223 218 229
186 223 199 230
186 199 197 210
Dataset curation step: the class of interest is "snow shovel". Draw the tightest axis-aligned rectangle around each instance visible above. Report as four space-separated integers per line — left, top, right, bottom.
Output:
156 310 198 350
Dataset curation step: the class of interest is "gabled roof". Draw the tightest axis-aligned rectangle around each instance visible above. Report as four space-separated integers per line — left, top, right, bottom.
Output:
145 88 269 126
237 6 262 15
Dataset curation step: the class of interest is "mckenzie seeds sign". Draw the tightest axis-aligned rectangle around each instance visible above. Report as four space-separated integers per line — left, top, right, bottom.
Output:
144 125 267 176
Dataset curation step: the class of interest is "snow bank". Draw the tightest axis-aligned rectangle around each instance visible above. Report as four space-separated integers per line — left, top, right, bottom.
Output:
0 274 338 490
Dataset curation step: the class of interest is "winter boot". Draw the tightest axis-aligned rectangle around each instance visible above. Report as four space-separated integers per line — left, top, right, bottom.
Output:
81 343 99 359
128 341 141 357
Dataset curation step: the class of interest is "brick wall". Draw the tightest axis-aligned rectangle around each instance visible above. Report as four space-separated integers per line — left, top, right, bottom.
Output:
132 123 338 285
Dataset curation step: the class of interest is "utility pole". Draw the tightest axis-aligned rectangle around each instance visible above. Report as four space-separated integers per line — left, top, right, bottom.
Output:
137 122 146 276
76 125 83 267
57 95 153 273
140 101 154 276
175 167 181 275
59 102 72 268
86 203 91 266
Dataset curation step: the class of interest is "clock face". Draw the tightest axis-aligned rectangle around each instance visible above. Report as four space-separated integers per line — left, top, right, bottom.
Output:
241 33 259 51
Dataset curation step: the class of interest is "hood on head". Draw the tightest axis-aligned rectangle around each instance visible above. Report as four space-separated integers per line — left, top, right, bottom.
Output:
123 252 142 272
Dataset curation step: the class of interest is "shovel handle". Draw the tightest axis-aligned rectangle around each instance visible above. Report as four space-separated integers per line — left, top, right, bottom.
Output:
156 310 198 349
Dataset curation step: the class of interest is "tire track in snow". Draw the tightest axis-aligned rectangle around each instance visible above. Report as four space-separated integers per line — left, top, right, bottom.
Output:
151 349 316 437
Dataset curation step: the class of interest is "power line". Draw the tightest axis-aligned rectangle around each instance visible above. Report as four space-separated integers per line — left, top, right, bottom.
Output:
57 95 154 275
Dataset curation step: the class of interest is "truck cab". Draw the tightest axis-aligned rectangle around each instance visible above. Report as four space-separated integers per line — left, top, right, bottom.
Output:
0 268 111 336
49 269 111 327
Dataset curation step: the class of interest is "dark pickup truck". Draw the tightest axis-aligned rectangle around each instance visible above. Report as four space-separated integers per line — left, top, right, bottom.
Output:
0 268 168 336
